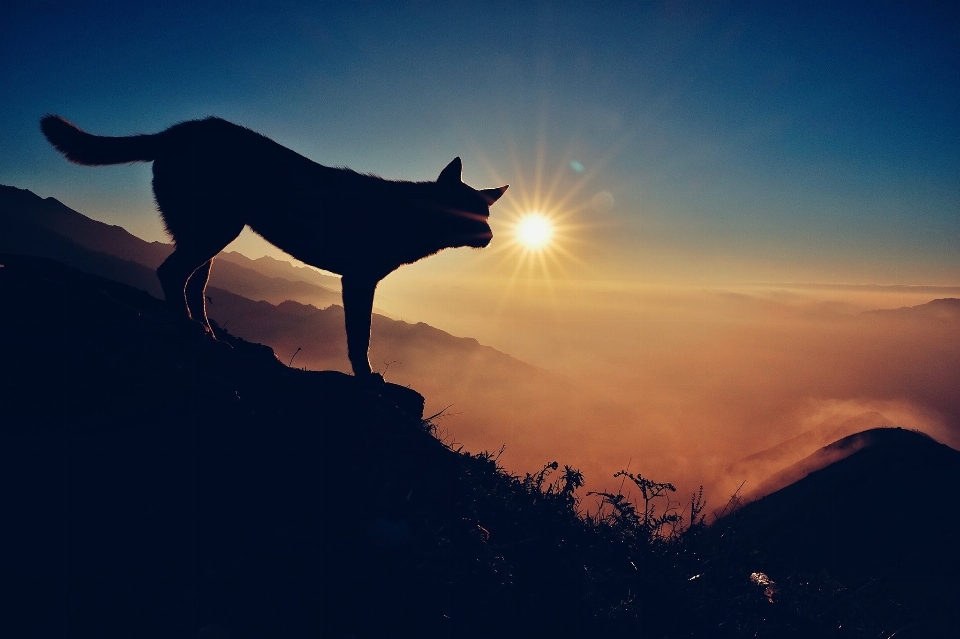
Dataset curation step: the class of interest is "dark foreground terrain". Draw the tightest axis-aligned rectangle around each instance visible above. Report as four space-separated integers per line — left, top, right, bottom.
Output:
2 254 957 638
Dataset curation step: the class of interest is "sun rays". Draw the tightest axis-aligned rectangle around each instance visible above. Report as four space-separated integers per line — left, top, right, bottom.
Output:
444 120 637 329
474 144 608 292
488 187 586 305
440 143 602 326
461 116 638 287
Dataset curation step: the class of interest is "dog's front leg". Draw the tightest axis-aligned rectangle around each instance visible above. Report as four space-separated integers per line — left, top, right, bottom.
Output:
341 275 378 379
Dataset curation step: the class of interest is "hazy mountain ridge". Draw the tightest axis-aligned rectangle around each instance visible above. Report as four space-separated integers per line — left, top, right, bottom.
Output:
864 297 960 321
726 411 896 500
217 248 341 290
0 184 174 268
749 426 936 500
202 286 627 454
0 184 340 307
0 202 167 296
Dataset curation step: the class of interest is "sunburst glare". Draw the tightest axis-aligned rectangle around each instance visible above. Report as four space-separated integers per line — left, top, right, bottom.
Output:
462 129 632 317
516 213 554 250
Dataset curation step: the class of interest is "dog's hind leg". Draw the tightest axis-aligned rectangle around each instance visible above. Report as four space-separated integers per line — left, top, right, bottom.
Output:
157 248 210 323
184 259 213 328
157 231 240 332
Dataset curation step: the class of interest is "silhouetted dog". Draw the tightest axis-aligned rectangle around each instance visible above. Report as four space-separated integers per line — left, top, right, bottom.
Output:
41 115 507 379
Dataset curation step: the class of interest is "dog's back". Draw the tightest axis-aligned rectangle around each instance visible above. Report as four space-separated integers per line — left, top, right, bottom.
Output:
41 115 506 377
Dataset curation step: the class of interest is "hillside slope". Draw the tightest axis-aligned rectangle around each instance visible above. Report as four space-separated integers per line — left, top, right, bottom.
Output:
735 427 960 578
726 412 896 499
731 427 960 636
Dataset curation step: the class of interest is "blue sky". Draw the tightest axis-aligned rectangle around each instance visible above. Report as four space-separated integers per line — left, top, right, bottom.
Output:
3 1 958 284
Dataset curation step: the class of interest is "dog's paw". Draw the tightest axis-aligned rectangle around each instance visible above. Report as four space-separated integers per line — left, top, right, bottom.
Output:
177 317 213 340
358 371 386 389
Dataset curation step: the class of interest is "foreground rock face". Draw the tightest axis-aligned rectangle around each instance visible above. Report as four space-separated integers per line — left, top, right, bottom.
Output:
0 254 456 637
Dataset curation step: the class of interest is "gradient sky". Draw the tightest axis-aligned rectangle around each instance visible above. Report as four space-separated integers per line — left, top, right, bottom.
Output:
2 1 958 285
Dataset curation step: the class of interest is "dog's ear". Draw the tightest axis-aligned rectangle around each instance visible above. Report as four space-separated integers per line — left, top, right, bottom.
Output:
438 157 462 185
480 185 508 206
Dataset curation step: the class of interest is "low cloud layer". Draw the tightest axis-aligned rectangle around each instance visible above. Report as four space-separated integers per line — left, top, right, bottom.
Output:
212 277 959 513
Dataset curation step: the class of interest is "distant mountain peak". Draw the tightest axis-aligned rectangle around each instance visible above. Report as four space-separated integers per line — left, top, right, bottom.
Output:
733 425 960 580
749 426 936 500
865 297 960 320
726 411 897 499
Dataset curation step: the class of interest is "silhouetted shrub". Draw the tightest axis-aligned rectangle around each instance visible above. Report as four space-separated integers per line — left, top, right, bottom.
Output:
349 422 922 639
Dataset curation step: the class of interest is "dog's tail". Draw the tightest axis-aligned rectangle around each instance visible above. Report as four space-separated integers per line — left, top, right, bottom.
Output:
40 115 161 166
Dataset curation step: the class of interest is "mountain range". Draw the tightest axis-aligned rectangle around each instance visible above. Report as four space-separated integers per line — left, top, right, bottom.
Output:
0 184 341 306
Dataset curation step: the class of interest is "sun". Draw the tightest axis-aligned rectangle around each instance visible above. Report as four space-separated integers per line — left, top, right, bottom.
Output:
463 133 618 288
516 213 554 250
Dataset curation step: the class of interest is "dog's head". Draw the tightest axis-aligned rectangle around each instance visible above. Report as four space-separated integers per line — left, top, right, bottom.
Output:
434 157 506 249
